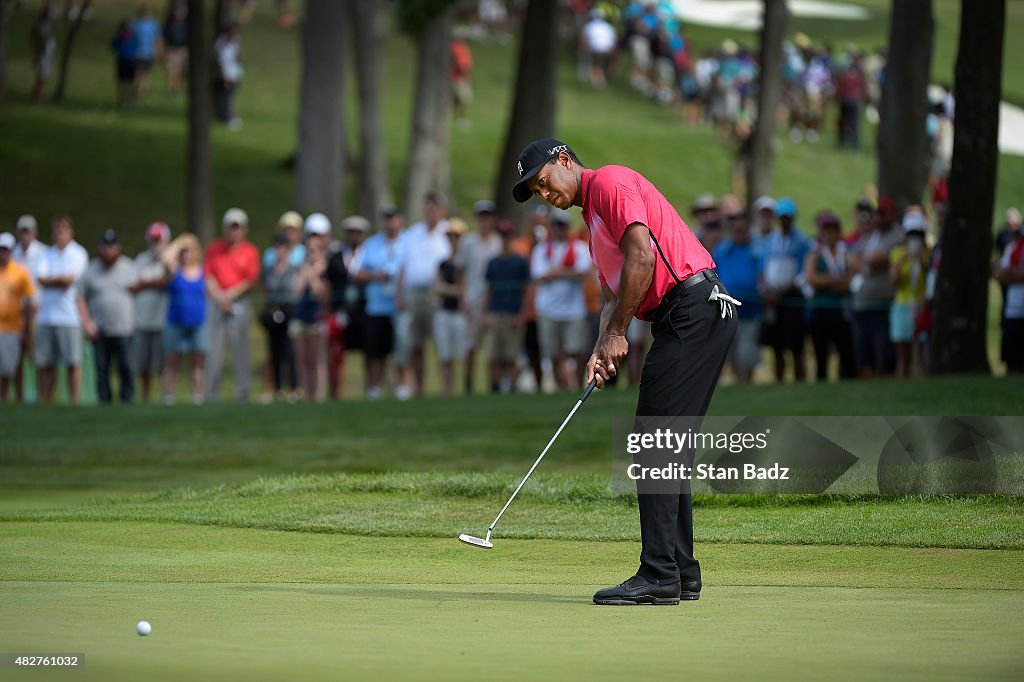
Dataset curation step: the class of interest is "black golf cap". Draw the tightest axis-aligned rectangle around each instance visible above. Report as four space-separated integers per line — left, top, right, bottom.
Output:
100 229 119 245
512 138 576 204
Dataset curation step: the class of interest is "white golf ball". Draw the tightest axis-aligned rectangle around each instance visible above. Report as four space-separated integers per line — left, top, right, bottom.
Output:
136 620 152 636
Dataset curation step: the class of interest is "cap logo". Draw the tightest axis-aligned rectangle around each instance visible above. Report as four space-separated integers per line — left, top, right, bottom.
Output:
547 144 568 157
517 161 524 176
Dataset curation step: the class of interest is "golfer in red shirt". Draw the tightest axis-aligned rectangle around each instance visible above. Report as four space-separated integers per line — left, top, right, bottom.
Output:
514 139 739 605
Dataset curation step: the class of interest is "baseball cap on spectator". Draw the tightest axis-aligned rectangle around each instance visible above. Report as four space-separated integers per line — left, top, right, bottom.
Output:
692 193 716 212
222 207 249 227
278 211 303 231
0 232 15 250
425 190 449 207
512 138 579 203
381 205 401 217
902 212 927 234
776 197 797 218
496 220 517 236
100 229 119 245
146 222 170 243
304 212 331 236
1007 207 1022 226
551 209 571 227
16 215 38 232
753 196 776 214
341 215 371 233
473 200 496 215
815 211 841 230
531 204 550 217
446 218 467 235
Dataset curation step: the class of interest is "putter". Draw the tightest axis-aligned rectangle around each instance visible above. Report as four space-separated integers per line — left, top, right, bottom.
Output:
459 378 598 549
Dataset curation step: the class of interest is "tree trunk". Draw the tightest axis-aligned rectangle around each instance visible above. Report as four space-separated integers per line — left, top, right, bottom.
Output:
745 0 788 211
929 0 1004 375
295 0 347 224
349 0 389 227
215 0 231 34
52 0 92 103
876 0 934 212
494 0 558 226
187 0 213 243
0 0 11 102
401 7 453 224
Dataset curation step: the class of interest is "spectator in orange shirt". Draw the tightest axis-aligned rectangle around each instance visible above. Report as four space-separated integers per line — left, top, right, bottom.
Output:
0 233 37 403
451 30 473 130
204 208 260 401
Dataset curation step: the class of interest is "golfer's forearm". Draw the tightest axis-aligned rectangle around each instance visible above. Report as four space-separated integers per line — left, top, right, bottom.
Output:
606 257 652 336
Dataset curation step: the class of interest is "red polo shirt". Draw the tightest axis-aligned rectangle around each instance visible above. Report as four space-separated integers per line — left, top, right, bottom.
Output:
580 165 714 320
204 238 260 290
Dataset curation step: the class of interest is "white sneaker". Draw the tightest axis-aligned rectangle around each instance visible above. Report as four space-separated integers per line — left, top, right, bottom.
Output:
191 394 204 406
395 385 413 401
366 386 382 401
163 393 175 406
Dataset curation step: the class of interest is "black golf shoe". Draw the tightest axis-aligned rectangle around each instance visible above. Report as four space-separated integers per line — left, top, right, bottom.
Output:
593 575 691 606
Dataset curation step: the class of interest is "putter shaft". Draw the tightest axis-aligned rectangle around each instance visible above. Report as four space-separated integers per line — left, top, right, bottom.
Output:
487 379 597 534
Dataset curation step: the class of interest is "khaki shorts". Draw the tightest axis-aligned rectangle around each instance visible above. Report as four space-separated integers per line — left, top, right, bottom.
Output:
433 309 467 362
0 332 20 378
538 317 591 360
729 318 762 371
35 324 82 368
165 46 188 74
395 288 435 364
487 313 524 362
134 330 164 373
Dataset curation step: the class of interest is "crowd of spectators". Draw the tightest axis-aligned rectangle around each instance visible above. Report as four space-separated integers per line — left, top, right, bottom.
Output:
4 194 1021 405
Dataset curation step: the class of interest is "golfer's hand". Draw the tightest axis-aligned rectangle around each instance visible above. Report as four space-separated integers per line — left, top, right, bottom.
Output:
587 333 628 389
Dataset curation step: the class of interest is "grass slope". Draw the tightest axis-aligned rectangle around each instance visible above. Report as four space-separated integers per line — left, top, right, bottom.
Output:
0 0 1021 251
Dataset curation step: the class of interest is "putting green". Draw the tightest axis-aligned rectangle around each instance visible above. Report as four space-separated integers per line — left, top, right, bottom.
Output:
2 523 1022 681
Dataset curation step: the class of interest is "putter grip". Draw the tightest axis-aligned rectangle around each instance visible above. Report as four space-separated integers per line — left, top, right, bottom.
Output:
579 377 598 403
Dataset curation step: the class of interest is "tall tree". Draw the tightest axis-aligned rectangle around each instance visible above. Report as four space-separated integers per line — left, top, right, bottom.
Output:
349 0 390 226
52 0 93 103
494 0 558 225
876 0 934 211
401 4 454 224
187 0 213 243
745 0 788 210
930 0 1005 374
295 0 347 223
0 0 10 102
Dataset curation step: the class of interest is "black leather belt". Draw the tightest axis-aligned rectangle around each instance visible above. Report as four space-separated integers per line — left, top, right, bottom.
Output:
682 269 715 289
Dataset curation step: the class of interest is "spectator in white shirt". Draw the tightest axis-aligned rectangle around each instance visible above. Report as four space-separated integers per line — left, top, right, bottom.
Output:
530 210 592 390
581 9 617 89
34 216 89 404
455 199 502 393
394 192 451 398
213 23 243 128
12 215 47 400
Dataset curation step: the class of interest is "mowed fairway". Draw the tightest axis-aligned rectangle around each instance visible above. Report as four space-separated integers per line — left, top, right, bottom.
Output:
2 378 1024 680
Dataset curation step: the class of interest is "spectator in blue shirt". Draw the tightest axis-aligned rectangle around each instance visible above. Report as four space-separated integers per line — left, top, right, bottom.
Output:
715 209 763 383
131 5 162 98
351 206 406 399
484 220 531 394
759 196 812 381
110 20 138 107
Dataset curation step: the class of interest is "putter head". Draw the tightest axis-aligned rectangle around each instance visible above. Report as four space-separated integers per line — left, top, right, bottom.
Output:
458 533 494 549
